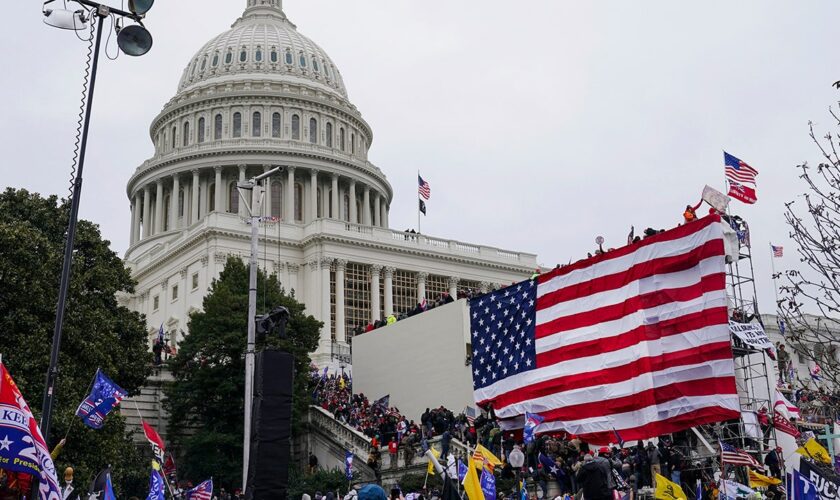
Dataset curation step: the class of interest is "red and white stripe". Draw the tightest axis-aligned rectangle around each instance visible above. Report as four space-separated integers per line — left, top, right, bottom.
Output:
774 390 801 420
725 164 758 185
477 215 740 445
722 448 762 469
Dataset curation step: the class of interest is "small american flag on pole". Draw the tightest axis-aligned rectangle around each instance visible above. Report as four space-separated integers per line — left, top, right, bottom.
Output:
469 215 739 444
720 441 762 469
771 245 784 258
186 479 213 500
724 152 759 204
418 174 431 200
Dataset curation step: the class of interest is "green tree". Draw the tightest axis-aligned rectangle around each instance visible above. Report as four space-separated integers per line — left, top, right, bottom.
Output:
0 188 152 495
165 257 321 489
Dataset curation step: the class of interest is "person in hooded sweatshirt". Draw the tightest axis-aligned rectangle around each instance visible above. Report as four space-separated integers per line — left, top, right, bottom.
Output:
575 453 614 500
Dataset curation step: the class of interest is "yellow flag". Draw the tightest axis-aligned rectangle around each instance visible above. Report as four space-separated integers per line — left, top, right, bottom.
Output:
655 473 687 500
339 378 345 390
472 444 502 469
797 438 832 464
749 469 782 488
463 455 485 500
427 447 441 475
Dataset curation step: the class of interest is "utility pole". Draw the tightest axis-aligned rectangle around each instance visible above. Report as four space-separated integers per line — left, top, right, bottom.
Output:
238 167 280 491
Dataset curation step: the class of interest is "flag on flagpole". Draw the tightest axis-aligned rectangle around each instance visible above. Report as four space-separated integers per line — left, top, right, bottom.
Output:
427 447 441 475
186 479 213 500
654 473 687 499
613 428 625 448
771 245 784 258
143 421 167 464
480 464 496 500
720 441 762 469
810 363 822 381
470 215 739 444
158 323 165 344
724 152 759 204
463 457 485 500
345 451 354 481
146 461 166 500
419 199 426 216
75 369 127 429
418 175 431 200
523 412 543 444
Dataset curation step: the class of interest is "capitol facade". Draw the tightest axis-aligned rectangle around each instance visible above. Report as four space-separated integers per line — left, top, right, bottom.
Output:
123 0 538 365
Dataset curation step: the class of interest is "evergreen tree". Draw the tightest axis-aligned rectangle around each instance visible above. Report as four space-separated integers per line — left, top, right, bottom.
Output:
0 188 151 496
165 257 321 489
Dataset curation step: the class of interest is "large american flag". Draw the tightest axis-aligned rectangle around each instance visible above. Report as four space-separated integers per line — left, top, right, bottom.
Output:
418 174 431 200
469 215 740 445
186 479 213 500
724 152 758 185
720 442 761 469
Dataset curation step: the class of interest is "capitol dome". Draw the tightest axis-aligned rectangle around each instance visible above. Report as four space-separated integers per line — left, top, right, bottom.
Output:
177 0 347 99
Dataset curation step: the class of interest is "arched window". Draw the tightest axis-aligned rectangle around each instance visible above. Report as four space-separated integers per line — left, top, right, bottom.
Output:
190 61 197 77
239 48 247 63
178 188 185 218
339 127 345 151
212 53 219 67
209 183 216 212
270 48 278 63
214 114 222 140
172 126 177 149
326 123 333 147
198 117 205 143
270 181 283 217
294 183 303 221
163 195 170 230
299 53 307 68
255 47 263 62
342 194 350 222
228 182 239 214
183 121 190 146
200 56 207 71
351 133 355 154
272 113 282 138
252 112 262 137
291 114 300 140
225 50 233 65
233 112 242 138
317 188 322 218
309 118 318 144
324 62 331 79
285 50 293 65
313 58 320 73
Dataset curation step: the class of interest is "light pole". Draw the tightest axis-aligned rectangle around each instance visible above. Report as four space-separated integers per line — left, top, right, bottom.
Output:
238 167 281 491
40 0 153 445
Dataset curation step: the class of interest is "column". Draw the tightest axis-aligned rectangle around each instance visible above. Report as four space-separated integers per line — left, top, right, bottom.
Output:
199 176 208 218
373 192 381 227
263 165 272 217
331 173 339 219
309 169 319 222
371 265 382 322
238 164 247 217
417 272 428 304
132 193 141 243
286 166 296 222
383 202 390 229
191 169 200 224
320 257 333 347
335 259 347 342
384 267 394 317
214 166 223 213
363 186 371 226
171 175 180 231
129 200 136 245
348 180 357 224
154 179 164 234
448 276 459 300
142 186 151 238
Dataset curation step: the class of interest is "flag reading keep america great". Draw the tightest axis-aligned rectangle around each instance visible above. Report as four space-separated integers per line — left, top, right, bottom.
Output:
469 214 740 445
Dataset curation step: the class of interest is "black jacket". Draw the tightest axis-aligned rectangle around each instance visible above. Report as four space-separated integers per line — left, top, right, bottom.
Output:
576 457 614 500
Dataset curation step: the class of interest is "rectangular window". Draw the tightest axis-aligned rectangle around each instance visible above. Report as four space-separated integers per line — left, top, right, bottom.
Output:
192 272 199 290
172 284 179 301
392 270 418 317
426 274 449 301
153 295 160 311
345 263 371 335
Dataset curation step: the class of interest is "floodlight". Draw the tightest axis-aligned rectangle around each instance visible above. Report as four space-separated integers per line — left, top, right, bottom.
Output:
43 8 88 31
117 24 153 56
128 0 154 16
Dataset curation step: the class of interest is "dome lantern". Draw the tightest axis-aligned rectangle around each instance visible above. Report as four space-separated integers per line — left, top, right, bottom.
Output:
244 0 285 19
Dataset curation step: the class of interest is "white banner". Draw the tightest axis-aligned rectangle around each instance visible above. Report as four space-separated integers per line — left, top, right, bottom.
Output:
729 321 774 351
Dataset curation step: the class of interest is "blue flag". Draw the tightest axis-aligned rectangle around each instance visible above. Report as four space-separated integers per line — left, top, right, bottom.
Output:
76 369 127 429
458 459 468 483
538 453 565 480
519 481 528 500
480 466 496 500
158 324 165 344
104 471 117 500
186 479 213 499
345 451 354 481
695 479 701 500
613 428 625 448
146 465 166 500
523 412 544 444
790 470 818 500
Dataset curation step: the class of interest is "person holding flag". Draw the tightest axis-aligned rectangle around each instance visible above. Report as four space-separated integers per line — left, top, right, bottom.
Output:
479 460 496 500
75 369 127 430
523 412 544 444
345 451 354 482
185 479 213 500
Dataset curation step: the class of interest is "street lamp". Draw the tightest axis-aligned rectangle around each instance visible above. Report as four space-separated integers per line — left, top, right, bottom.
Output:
40 0 154 445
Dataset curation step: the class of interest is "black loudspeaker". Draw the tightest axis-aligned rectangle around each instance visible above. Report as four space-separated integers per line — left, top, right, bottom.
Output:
246 349 294 500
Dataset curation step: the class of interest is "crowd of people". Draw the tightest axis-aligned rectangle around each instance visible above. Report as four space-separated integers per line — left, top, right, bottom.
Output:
350 293 461 338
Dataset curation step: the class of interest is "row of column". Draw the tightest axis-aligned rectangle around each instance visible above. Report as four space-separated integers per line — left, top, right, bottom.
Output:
129 166 391 246
325 259 484 344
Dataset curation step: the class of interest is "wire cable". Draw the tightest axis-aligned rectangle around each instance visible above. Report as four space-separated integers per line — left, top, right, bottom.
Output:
67 18 97 203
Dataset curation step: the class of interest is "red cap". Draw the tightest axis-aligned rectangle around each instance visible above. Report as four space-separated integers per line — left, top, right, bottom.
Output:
599 447 610 454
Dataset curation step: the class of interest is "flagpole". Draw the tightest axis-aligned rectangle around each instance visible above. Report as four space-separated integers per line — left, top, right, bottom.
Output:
417 170 421 234
770 242 780 308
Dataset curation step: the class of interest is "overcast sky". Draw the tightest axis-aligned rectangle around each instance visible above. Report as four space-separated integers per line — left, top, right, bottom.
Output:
2 0 839 313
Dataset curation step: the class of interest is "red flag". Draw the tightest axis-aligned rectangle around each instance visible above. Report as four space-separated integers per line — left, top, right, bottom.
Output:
773 411 800 438
143 421 166 463
163 453 177 479
727 181 757 204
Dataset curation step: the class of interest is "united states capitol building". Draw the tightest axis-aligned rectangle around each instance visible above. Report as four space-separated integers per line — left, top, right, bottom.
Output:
123 0 538 366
